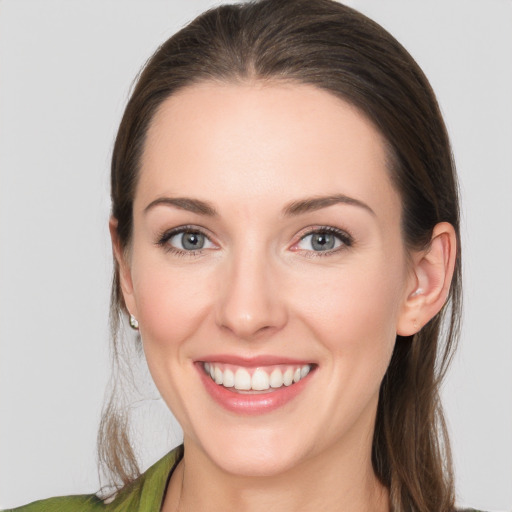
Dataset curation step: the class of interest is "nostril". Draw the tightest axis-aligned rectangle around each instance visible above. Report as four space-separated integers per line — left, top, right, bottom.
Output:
218 319 277 341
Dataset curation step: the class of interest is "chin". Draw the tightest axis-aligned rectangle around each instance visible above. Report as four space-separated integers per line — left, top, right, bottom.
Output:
215 449 302 478
194 426 312 478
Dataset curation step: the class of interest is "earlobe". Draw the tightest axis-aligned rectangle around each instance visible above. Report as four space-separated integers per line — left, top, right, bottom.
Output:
109 217 138 318
397 222 457 336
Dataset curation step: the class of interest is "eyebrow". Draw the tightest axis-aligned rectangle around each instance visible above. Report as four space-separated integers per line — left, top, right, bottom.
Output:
282 194 375 217
144 193 375 217
144 197 218 216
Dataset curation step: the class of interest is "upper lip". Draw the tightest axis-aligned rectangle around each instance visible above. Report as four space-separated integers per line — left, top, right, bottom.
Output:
197 354 315 367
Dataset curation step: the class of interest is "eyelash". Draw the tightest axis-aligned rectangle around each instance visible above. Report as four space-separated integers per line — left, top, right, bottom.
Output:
155 225 354 258
295 226 353 258
156 225 210 257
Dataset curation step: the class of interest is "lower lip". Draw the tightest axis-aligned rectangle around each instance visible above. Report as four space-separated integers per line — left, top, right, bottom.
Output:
197 364 314 415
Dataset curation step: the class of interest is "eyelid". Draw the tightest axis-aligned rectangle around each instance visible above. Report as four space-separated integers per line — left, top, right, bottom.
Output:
155 225 218 255
290 226 354 255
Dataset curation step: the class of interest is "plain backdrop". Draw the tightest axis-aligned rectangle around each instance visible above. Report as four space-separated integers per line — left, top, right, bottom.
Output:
1 1 511 510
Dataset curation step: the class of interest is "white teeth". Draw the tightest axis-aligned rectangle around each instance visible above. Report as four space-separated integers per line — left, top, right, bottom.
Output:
300 365 310 378
223 368 235 388
234 368 252 390
203 363 312 391
269 368 284 388
283 368 294 386
214 366 223 385
251 369 270 391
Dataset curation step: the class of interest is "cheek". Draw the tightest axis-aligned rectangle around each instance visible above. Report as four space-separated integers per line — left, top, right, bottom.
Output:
129 254 215 423
292 255 405 362
131 255 213 354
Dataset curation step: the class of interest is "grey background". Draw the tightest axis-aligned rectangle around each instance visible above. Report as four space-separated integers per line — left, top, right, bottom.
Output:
1 1 511 510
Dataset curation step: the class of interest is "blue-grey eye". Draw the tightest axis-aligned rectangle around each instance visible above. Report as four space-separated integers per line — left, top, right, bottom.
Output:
168 231 214 251
297 231 344 251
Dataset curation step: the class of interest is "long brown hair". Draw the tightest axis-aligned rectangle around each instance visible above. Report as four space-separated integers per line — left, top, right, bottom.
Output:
99 1 462 510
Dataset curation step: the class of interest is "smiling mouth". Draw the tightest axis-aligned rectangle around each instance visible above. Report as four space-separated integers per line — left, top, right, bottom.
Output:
202 362 314 393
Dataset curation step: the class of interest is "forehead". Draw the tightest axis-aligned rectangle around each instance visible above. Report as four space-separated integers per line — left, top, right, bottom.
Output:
137 81 400 221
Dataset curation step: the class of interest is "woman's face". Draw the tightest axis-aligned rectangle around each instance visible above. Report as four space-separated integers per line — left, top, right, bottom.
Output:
120 82 417 476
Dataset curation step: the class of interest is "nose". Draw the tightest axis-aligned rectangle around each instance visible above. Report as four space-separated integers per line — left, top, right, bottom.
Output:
215 248 288 340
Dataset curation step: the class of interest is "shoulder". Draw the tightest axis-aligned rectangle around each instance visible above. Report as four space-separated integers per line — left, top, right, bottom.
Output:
1 494 103 511
2 445 184 512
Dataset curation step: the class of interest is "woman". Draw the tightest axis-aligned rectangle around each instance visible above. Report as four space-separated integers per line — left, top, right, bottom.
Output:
2 0 486 510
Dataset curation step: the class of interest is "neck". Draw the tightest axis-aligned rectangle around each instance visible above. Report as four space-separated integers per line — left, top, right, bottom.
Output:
162 434 389 512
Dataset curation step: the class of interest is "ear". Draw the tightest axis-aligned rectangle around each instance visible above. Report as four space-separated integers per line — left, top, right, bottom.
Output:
109 217 138 318
397 222 457 336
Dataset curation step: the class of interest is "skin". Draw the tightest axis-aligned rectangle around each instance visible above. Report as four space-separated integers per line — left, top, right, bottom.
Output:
112 82 456 512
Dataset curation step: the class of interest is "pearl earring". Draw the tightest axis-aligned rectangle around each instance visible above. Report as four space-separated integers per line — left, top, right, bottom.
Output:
129 314 139 330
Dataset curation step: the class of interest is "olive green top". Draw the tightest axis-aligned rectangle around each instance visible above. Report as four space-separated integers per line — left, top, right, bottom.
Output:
3 445 485 511
3 446 183 512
